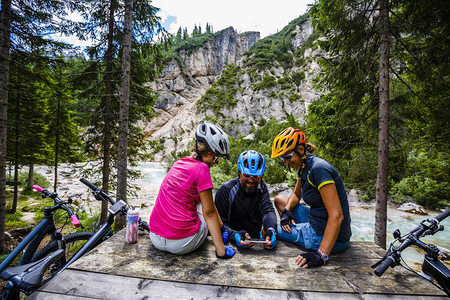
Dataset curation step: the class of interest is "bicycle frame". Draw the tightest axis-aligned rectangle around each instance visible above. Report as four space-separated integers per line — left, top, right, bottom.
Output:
0 215 58 273
1 178 148 298
0 189 79 299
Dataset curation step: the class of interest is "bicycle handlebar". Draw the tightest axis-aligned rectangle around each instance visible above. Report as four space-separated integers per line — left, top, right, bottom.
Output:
32 185 81 228
32 185 44 192
373 208 450 277
80 178 116 206
80 178 99 192
435 208 450 222
80 178 150 232
374 254 396 277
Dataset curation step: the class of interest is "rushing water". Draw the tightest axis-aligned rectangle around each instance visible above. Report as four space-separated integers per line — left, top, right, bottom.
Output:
136 162 449 267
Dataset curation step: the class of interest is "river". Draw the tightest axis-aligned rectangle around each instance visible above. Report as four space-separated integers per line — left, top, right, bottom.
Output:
134 162 450 269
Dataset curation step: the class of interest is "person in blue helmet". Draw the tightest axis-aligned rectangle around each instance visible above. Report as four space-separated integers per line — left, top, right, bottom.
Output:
214 150 277 250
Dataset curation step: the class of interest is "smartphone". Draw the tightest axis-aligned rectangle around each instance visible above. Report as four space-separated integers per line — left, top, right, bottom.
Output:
244 238 268 244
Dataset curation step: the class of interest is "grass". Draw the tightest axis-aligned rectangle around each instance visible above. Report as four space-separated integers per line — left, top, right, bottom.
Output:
5 212 28 229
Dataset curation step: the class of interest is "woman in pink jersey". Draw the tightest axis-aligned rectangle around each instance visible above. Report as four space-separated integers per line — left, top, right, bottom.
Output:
149 121 235 259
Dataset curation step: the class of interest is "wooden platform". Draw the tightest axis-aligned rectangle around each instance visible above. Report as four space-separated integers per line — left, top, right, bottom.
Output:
28 229 447 299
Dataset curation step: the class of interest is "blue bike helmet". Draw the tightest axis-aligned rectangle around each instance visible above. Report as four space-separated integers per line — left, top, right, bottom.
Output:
237 150 266 176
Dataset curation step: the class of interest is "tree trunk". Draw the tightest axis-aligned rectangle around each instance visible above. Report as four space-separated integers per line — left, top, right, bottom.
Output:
0 0 11 252
11 96 19 213
12 158 18 213
27 163 34 190
375 0 390 249
54 98 60 192
101 0 116 224
114 0 134 232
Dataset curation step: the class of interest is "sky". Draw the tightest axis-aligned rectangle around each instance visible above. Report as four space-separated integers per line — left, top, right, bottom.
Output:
152 0 312 39
53 0 312 49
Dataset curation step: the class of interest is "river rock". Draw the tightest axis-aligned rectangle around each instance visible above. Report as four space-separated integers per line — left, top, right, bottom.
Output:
267 183 292 198
397 202 428 215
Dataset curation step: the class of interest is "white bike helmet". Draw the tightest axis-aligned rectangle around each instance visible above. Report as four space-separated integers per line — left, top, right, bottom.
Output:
195 121 230 159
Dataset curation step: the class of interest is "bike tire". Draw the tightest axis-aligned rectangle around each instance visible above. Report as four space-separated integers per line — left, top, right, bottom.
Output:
31 231 94 262
30 231 93 284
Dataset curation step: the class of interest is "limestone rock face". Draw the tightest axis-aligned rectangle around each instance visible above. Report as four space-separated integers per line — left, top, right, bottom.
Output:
142 22 320 161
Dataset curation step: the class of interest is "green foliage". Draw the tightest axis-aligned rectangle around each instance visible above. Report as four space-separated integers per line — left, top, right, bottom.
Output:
210 164 234 189
392 0 450 154
307 0 450 209
197 65 243 113
6 172 50 191
7 52 53 168
291 71 305 86
391 177 449 209
244 13 310 71
254 75 277 91
5 212 28 229
172 32 214 56
289 93 302 102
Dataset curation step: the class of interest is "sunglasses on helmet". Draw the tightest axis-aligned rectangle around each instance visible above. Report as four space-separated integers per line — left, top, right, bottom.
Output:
280 152 295 161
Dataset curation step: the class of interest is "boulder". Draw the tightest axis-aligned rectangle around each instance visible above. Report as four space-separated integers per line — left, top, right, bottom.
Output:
397 202 428 215
267 183 292 198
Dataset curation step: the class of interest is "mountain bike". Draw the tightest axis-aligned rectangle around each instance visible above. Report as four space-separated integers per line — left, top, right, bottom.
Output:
0 185 93 299
1 178 150 299
372 208 450 297
52 177 150 275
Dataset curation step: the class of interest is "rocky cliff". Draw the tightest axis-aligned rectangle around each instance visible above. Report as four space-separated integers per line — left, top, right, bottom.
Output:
142 17 321 161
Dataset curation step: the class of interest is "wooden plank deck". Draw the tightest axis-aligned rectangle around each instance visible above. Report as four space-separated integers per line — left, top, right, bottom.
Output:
28 229 447 299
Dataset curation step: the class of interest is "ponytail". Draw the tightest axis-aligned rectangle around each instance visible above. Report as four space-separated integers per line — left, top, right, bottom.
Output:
305 143 317 154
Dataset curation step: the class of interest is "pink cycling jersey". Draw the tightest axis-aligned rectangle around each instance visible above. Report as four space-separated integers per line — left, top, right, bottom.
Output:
149 157 213 239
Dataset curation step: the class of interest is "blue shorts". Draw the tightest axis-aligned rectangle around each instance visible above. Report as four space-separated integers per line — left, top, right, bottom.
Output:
276 204 349 254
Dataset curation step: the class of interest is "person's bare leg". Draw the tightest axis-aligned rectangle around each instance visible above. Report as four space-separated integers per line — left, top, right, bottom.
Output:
274 195 289 216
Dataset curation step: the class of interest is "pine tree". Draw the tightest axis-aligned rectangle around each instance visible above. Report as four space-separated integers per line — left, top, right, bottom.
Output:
310 0 392 248
75 0 170 223
115 0 134 231
0 0 12 252
7 52 50 213
309 0 449 246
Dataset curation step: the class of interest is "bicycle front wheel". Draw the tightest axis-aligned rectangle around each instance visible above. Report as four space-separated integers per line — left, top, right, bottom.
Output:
30 231 93 282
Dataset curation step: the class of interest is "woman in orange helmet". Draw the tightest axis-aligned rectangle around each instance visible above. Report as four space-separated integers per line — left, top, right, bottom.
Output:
271 127 351 268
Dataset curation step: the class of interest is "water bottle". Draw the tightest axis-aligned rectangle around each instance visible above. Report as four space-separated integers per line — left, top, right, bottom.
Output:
126 207 139 244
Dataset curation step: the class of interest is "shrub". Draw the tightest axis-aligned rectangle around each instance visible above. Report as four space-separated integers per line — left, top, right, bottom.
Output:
390 176 449 209
254 75 277 91
291 71 306 86
7 171 50 191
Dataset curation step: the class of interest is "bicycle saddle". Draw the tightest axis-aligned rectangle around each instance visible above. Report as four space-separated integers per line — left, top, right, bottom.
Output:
0 249 64 291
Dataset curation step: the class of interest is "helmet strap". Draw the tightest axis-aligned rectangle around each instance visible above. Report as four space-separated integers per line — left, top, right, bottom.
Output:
295 147 307 175
287 165 293 173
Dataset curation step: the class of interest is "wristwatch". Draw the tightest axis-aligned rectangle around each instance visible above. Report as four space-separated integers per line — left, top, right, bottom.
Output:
317 248 329 263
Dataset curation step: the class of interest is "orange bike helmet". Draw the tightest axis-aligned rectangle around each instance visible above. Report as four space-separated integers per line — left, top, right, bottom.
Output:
271 127 306 158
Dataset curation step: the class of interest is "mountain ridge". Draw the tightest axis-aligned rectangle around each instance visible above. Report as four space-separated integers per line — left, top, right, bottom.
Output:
142 13 321 161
